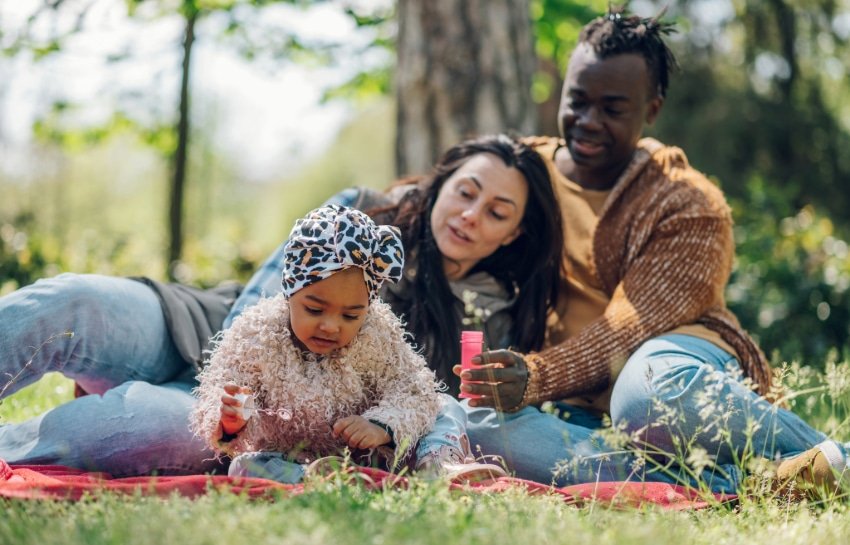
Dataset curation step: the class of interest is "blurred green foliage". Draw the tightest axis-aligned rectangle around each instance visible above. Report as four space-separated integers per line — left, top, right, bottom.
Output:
0 98 393 296
0 213 57 295
728 177 850 367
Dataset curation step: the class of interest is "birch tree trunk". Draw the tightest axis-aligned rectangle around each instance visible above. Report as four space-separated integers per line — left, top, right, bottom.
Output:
395 0 537 176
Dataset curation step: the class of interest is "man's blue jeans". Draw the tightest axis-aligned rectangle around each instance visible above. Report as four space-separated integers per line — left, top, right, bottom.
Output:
466 334 843 493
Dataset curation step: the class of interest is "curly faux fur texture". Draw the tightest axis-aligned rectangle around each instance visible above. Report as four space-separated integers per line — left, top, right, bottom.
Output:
190 293 442 462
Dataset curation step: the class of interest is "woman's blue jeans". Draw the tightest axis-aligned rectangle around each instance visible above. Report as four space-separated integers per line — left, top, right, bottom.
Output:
466 334 843 494
0 273 224 477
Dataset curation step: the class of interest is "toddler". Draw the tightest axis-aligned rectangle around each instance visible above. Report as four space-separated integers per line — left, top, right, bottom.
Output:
191 204 444 482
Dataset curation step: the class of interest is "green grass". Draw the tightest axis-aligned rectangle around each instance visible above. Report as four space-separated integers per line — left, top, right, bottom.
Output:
1 481 849 545
0 373 75 423
2 365 850 544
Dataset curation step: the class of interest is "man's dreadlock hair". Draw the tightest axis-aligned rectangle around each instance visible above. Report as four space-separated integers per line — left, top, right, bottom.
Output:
579 5 679 98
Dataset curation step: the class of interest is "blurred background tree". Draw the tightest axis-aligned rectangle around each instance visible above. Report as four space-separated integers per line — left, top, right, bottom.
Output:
394 0 537 175
2 0 359 279
2 0 849 367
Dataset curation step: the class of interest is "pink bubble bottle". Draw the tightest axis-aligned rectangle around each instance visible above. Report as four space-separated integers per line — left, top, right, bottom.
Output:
458 330 484 400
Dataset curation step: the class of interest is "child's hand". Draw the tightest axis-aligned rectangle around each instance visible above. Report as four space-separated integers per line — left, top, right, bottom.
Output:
219 383 252 436
332 415 391 449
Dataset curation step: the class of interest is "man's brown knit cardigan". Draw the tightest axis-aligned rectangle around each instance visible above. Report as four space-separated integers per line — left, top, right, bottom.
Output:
520 137 773 408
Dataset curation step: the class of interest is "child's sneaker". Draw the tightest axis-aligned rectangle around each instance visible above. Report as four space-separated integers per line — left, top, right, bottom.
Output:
228 451 305 484
775 440 848 501
303 455 351 479
415 445 507 483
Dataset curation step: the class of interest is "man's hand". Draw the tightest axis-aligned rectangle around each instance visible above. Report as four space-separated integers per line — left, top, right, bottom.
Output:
454 349 528 411
332 415 391 449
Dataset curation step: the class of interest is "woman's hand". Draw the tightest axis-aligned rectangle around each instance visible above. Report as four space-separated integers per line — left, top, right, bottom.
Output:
332 415 391 449
219 383 251 436
454 349 528 411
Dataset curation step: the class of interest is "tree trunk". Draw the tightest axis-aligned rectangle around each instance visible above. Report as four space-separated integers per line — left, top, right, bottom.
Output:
395 0 537 176
168 8 196 279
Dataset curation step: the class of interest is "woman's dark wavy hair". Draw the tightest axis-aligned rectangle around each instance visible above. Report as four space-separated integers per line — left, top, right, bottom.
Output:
370 134 563 390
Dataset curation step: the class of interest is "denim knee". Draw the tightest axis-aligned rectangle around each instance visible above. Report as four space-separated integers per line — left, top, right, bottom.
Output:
34 273 110 320
612 362 702 423
609 335 734 434
1 274 114 387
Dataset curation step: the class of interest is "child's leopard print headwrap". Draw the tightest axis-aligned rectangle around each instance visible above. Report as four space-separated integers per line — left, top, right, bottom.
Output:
282 204 404 300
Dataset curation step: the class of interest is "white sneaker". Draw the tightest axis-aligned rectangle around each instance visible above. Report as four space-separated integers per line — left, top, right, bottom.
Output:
415 444 507 483
303 456 350 479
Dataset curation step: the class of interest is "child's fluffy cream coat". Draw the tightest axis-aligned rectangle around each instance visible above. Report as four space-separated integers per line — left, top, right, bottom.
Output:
191 293 442 461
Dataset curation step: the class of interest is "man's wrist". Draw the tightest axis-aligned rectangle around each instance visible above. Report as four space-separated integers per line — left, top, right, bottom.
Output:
517 353 543 409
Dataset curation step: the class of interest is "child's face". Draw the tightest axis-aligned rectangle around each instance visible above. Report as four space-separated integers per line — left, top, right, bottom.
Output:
289 267 370 355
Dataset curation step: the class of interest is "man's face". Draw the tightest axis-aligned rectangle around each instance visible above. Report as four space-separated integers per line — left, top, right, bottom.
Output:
558 43 663 189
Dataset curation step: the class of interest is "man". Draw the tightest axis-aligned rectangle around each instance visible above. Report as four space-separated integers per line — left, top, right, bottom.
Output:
459 6 848 498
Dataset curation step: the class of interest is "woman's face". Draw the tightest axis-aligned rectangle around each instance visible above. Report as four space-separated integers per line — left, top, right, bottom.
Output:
430 153 528 280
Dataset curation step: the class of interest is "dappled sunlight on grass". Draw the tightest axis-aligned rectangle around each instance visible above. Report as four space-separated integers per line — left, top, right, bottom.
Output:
0 372 75 424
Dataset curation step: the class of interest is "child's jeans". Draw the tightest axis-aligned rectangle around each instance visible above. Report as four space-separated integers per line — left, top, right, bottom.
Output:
226 394 473 483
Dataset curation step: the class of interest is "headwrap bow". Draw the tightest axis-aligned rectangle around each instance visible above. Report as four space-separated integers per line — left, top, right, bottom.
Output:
282 204 404 300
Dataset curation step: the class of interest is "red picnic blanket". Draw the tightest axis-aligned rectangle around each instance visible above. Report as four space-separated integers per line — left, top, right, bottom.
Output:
0 458 733 510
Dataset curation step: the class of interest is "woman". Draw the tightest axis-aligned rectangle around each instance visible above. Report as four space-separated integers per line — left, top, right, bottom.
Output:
337 135 563 395
0 134 563 477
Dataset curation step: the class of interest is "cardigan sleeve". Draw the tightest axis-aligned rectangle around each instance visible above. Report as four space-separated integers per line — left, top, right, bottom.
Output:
190 331 251 456
189 297 284 457
523 194 737 406
359 306 442 460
